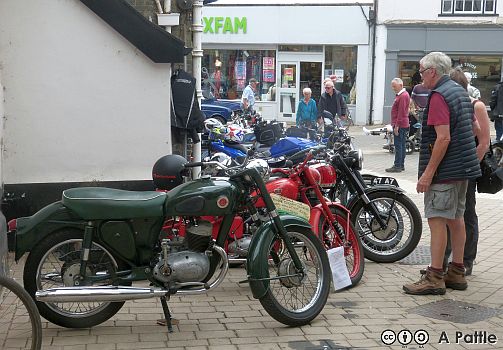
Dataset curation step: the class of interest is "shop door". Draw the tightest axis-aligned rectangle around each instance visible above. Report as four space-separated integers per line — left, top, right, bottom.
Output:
278 62 298 122
299 61 322 103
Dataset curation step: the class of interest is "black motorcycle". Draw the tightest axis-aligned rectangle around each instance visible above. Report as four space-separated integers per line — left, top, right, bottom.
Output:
325 142 422 263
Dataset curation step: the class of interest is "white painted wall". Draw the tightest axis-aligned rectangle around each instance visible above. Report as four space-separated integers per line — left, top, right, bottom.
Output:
0 0 173 185
0 70 4 187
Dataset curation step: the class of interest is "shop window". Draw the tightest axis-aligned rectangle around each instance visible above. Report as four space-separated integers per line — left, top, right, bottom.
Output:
202 49 277 101
451 56 502 101
441 0 497 14
399 56 502 103
324 46 357 104
278 45 323 52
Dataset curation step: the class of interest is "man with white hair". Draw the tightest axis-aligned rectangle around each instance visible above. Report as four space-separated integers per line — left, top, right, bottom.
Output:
464 72 481 100
386 77 410 172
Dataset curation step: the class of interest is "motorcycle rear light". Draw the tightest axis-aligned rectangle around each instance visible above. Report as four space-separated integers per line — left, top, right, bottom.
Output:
7 219 17 232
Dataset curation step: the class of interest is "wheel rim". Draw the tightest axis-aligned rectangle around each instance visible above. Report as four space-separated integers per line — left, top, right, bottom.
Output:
493 146 503 168
267 232 325 313
36 239 119 318
0 276 42 350
356 197 415 256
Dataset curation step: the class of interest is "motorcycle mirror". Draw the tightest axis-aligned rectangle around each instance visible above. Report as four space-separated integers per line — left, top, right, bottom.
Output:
247 148 255 157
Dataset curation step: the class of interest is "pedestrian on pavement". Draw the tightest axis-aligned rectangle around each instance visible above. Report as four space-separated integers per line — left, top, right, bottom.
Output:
386 78 410 173
403 52 481 295
318 79 347 122
489 79 503 141
411 82 431 111
241 78 258 112
296 87 318 128
464 72 481 100
442 67 491 276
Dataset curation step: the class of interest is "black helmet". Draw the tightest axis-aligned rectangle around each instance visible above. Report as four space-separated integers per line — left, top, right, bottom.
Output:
152 154 188 190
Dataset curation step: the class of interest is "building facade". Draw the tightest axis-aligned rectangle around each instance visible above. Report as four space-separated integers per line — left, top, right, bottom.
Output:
201 1 374 125
375 0 503 123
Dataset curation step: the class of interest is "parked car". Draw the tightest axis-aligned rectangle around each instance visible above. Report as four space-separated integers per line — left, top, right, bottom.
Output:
201 91 242 124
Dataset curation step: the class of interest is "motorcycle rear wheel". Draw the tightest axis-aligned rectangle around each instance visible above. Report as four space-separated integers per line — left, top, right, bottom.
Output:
259 226 330 327
317 206 364 287
23 229 129 328
351 190 422 263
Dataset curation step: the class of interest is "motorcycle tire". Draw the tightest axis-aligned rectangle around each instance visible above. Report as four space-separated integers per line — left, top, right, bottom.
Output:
23 228 130 328
259 226 330 327
317 205 364 287
405 140 415 154
351 190 422 263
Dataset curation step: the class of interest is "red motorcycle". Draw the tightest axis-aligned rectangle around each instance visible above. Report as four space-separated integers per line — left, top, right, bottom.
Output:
255 149 364 287
157 151 364 287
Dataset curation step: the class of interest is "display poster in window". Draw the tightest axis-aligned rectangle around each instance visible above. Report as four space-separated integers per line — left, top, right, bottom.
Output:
263 69 275 82
333 69 344 83
263 57 275 70
284 68 294 81
235 61 246 80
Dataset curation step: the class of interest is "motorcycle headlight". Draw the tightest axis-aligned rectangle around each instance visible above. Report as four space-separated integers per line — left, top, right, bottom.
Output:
246 159 271 182
347 149 363 170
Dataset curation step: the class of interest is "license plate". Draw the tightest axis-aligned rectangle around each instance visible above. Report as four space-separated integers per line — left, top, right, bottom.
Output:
371 177 399 187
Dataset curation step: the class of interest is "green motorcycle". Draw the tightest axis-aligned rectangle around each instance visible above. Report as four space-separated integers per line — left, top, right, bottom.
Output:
8 155 331 330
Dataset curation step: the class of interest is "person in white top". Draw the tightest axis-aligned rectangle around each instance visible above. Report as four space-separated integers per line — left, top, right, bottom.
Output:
464 72 481 100
241 78 258 111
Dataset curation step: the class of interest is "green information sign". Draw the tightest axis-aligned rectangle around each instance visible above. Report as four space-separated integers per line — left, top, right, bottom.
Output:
203 17 247 34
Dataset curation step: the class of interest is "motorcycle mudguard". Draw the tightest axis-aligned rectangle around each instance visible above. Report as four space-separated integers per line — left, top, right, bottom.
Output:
13 201 83 261
308 202 350 236
346 186 405 212
246 215 311 299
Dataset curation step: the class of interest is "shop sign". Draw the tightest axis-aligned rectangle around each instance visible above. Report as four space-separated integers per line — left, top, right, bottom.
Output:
461 62 478 78
284 68 294 81
263 70 275 82
203 17 247 34
333 69 344 83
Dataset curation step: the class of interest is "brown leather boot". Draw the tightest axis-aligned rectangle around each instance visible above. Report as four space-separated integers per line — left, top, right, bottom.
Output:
403 267 446 295
444 262 468 290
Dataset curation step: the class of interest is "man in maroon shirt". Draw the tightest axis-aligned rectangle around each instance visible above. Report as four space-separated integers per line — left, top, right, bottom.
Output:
386 78 411 172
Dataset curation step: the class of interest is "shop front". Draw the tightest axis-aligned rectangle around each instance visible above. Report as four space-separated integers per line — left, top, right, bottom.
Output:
383 24 503 122
201 3 372 124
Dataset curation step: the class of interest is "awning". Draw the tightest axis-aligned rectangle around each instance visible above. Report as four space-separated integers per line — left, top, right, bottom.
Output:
80 0 191 63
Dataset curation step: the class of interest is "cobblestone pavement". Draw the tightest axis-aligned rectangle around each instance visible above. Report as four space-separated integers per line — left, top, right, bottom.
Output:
6 127 503 349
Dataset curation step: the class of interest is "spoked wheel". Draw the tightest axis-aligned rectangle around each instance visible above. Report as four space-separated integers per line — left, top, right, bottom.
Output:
23 229 129 328
351 190 422 263
405 140 415 154
318 205 364 287
493 144 503 168
0 275 42 350
259 226 330 327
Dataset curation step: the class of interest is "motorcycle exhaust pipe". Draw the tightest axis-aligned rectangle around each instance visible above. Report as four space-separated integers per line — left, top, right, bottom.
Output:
36 286 169 303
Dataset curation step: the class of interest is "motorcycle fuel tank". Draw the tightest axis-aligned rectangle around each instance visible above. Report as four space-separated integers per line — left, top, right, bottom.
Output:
311 163 337 188
254 177 299 208
164 178 238 216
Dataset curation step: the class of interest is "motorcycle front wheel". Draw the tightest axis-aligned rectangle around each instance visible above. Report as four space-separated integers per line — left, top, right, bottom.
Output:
318 206 364 287
23 228 129 328
351 190 422 263
259 226 330 327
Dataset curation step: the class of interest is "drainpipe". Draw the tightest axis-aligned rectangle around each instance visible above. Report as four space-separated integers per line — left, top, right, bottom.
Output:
191 0 203 177
368 0 378 125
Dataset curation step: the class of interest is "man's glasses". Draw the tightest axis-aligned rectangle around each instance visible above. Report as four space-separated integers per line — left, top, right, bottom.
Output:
419 67 432 75
325 86 333 90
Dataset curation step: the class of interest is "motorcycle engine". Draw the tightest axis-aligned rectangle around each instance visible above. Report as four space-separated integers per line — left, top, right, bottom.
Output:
153 221 212 284
227 234 252 258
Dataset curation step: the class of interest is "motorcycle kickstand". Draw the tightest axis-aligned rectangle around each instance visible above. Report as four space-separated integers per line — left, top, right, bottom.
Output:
160 296 174 333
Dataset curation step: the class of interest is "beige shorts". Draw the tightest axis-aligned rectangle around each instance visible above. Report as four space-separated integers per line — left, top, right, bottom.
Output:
424 181 468 219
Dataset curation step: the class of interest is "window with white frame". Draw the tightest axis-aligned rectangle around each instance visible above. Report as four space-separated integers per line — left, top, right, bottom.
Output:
441 0 497 14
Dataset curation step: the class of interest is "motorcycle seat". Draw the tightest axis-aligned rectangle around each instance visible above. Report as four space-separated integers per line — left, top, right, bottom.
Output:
62 187 167 220
223 140 248 154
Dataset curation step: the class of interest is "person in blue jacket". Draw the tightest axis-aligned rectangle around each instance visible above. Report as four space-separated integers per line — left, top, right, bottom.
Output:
296 87 318 128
